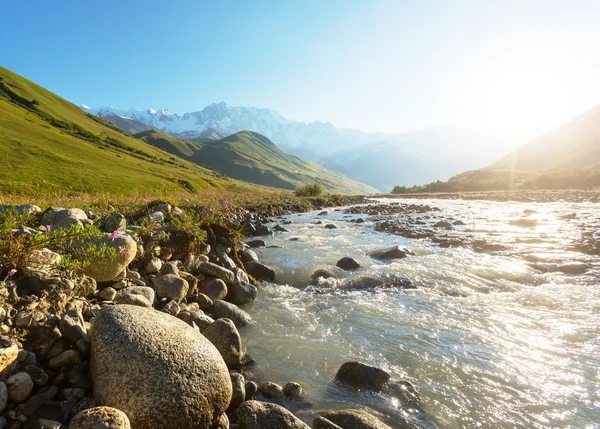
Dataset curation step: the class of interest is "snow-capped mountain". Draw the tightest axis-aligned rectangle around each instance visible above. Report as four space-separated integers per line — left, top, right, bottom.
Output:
82 103 529 190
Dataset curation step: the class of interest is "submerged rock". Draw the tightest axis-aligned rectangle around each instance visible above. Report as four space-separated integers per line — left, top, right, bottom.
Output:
336 257 361 270
368 246 414 260
335 362 391 390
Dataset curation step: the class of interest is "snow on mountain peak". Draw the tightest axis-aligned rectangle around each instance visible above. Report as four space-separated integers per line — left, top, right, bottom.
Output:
148 108 156 115
81 104 91 110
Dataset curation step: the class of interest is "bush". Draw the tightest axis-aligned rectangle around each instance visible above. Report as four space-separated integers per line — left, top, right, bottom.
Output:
295 182 324 197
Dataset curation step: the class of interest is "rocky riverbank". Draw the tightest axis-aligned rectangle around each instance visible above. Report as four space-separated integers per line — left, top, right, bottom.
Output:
0 197 430 429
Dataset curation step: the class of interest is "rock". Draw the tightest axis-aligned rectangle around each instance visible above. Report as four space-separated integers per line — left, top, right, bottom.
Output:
235 400 310 429
28 405 65 429
244 381 258 401
313 417 343 429
59 309 88 347
26 365 49 387
194 293 213 310
90 305 232 429
117 286 155 304
178 310 214 331
0 382 6 413
0 342 18 374
336 257 361 270
355 218 365 224
22 248 62 277
258 381 285 399
144 258 162 275
155 203 171 213
97 287 117 302
161 300 180 316
324 224 337 229
197 262 235 284
54 216 83 230
212 301 251 327
136 211 164 225
69 406 131 429
23 385 58 417
42 208 87 227
335 362 390 390
509 218 538 228
318 211 328 216
70 397 97 419
244 261 276 282
115 293 152 308
228 373 245 412
217 413 229 429
368 246 414 260
433 220 453 228
319 409 393 429
283 382 303 400
159 262 179 276
254 225 270 236
77 276 97 297
232 267 250 284
199 278 228 301
310 269 336 285
6 372 34 403
246 240 266 248
203 319 244 369
241 249 259 263
273 225 290 233
555 262 589 274
151 274 189 300
100 213 127 233
81 235 137 282
226 282 258 305
49 350 83 369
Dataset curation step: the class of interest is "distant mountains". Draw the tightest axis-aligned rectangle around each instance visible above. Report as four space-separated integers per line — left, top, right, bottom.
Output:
83 104 527 191
0 66 375 195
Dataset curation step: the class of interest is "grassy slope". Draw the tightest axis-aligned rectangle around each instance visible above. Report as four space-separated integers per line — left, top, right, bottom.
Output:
0 66 262 196
135 130 378 194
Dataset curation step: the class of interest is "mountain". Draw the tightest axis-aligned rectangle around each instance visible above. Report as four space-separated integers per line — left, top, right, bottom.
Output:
490 104 600 171
84 104 527 190
134 130 378 193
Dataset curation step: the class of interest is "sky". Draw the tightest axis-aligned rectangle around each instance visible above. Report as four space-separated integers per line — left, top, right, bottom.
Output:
2 0 600 135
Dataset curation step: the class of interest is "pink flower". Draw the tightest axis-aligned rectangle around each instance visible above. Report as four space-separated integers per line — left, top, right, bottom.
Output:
46 222 52 232
110 230 119 241
7 269 16 277
30 295 38 301
118 247 129 257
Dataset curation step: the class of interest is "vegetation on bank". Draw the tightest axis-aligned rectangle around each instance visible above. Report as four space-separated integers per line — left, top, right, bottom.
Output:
294 182 324 197
391 167 600 194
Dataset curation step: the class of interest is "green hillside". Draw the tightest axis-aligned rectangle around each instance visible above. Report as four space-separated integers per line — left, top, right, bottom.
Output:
0 66 254 196
135 130 378 194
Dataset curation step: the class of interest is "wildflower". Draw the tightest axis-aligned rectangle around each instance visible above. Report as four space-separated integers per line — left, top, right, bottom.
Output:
7 269 16 277
110 230 119 241
30 295 38 301
118 247 129 257
46 222 52 232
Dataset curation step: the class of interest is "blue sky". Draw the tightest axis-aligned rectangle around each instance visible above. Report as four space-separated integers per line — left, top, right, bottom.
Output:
3 0 600 134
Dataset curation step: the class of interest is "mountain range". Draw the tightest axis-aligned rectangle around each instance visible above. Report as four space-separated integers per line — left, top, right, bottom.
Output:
83 104 529 191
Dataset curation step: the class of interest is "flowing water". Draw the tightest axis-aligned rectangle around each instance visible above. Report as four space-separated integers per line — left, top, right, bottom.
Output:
239 198 600 428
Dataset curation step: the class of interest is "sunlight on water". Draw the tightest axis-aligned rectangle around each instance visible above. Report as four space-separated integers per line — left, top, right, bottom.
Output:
240 199 600 428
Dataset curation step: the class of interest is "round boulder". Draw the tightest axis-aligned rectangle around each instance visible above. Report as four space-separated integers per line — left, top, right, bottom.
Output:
203 319 244 369
68 406 130 429
335 362 390 391
151 274 189 301
235 400 310 429
90 305 232 429
82 235 137 282
336 257 361 270
199 278 228 301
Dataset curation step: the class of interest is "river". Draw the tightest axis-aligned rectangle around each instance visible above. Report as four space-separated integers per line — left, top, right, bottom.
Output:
239 198 600 428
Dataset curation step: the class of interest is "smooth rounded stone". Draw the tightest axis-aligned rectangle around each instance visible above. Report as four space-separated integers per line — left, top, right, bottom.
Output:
226 282 258 305
243 261 276 282
195 293 213 310
235 400 310 429
0 382 6 413
161 300 180 317
283 382 303 400
101 212 127 233
178 310 214 331
160 262 179 276
258 381 285 399
59 308 88 346
433 220 453 228
212 301 251 327
310 269 336 285
6 372 34 403
335 362 390 391
91 305 232 429
324 224 337 229
154 203 171 213
313 417 343 429
26 365 50 387
53 216 83 230
319 409 393 429
18 350 37 367
245 240 266 248
97 287 117 302
254 225 270 236
199 278 228 301
115 294 152 308
22 248 62 277
203 319 243 369
151 274 189 300
273 224 290 233
49 350 83 369
179 271 198 293
336 257 361 270
68 406 130 429
82 235 137 282
197 262 235 284
241 249 259 263
42 208 87 226
144 258 162 275
136 211 164 225
216 413 229 429
117 286 155 304
355 218 366 224
228 373 245 412
77 276 97 297
368 246 414 260
0 342 18 373
244 381 258 401
232 267 250 284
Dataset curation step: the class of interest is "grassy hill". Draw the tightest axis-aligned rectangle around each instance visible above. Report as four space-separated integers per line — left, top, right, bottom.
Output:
134 129 378 193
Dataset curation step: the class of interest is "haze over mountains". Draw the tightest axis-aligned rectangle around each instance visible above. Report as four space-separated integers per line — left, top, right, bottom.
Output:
83 104 529 191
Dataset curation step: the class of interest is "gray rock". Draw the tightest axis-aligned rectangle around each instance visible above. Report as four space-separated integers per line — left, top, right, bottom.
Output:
258 381 285 399
115 294 152 308
151 274 189 300
310 269 336 285
324 224 337 229
42 208 87 227
246 240 266 248
90 305 232 429
335 362 390 390
194 293 213 310
235 400 310 429
228 373 245 412
23 385 58 417
80 235 137 282
116 286 155 305
226 282 258 305
232 267 250 284
97 287 117 302
368 246 414 260
212 301 251 327
336 257 361 270
22 248 62 277
49 350 83 369
59 308 88 347
136 211 164 225
355 218 365 224
244 261 276 282
101 212 127 233
178 310 214 331
159 261 179 276
6 372 33 403
319 409 393 429
0 382 6 413
161 300 180 317
254 225 270 236
313 417 343 429
283 382 303 400
68 406 131 428
244 381 258 401
197 262 235 284
241 249 259 263
54 216 83 230
144 258 162 275
199 278 228 301
203 319 243 369
155 203 171 213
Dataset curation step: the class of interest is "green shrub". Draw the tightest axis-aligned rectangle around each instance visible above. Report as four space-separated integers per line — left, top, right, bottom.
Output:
295 182 324 197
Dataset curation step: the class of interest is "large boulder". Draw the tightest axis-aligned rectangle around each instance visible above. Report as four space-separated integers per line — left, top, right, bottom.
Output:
235 400 310 429
335 362 390 390
80 235 137 282
319 409 393 429
90 305 232 429
68 406 130 428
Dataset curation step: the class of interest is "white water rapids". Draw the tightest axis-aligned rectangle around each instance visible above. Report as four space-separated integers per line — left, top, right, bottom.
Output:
238 198 600 428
